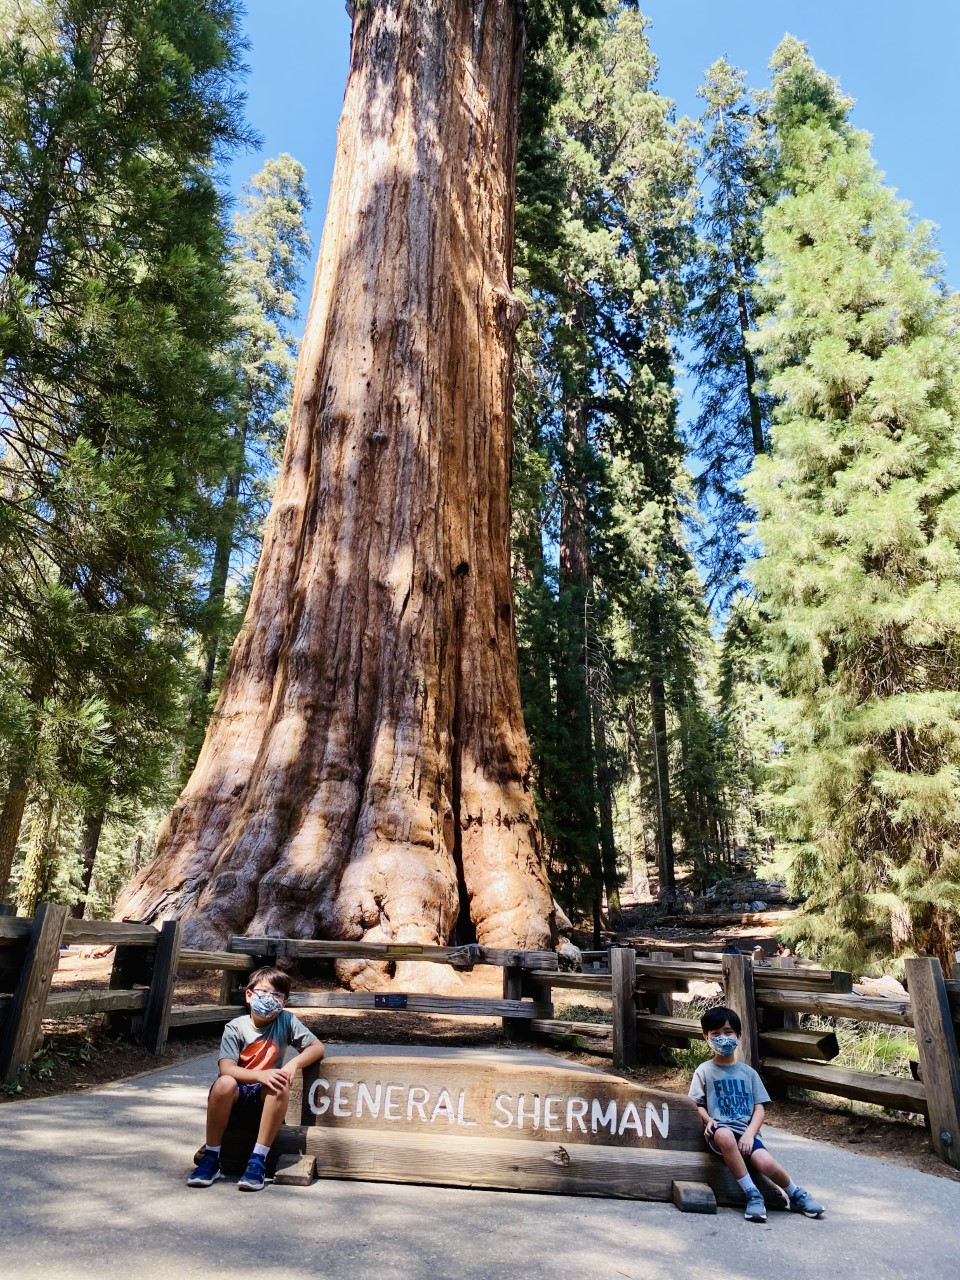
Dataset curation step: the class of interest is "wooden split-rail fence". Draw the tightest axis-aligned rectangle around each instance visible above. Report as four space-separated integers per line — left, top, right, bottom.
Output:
1 902 959 1172
0 903 558 1082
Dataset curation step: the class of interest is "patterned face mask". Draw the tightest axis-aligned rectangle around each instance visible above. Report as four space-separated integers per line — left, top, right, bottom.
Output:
708 1034 739 1056
250 991 284 1020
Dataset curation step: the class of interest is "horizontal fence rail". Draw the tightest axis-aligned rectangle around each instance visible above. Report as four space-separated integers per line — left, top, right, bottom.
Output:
0 909 558 1082
229 936 558 970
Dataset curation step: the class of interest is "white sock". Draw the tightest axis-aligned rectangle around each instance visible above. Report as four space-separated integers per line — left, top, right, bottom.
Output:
738 1174 759 1194
253 1143 270 1158
784 1180 799 1197
205 1144 221 1155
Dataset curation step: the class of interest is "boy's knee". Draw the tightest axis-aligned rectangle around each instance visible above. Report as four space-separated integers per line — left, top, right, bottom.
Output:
713 1126 736 1149
211 1076 239 1102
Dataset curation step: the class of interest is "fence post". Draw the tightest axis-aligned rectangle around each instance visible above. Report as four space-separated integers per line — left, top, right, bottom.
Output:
0 902 69 1085
501 964 526 1041
905 957 960 1171
140 918 184 1056
219 967 238 1006
611 945 637 1069
722 953 760 1070
107 941 152 1039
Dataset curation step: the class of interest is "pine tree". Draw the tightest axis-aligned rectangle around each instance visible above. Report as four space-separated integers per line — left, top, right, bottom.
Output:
0 0 249 901
686 59 774 603
745 37 960 969
513 5 729 916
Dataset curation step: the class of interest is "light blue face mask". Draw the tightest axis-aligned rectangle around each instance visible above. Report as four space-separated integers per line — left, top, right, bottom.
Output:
250 991 284 1020
708 1033 739 1056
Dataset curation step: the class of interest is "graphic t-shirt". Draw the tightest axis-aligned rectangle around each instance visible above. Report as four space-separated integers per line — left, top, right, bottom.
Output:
688 1060 771 1134
219 1011 318 1072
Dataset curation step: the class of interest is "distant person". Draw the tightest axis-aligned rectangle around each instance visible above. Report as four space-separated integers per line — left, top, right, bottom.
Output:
688 1006 825 1223
188 966 326 1192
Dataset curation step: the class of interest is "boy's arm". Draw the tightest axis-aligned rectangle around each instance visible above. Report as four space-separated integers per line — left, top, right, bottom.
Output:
696 1104 718 1137
689 1067 714 1135
218 1058 279 1087
280 1037 325 1083
737 1103 765 1154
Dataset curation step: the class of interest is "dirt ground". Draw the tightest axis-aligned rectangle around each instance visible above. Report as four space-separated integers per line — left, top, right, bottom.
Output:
2 947 956 1185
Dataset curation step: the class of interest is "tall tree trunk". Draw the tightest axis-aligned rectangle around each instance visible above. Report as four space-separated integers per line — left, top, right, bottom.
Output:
648 606 675 896
735 285 765 457
0 671 50 900
117 0 556 968
593 705 620 923
557 394 603 929
717 161 765 457
17 798 57 918
72 808 106 918
0 759 31 903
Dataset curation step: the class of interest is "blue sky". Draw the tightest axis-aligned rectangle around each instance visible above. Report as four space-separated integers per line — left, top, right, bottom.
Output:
228 1 960 300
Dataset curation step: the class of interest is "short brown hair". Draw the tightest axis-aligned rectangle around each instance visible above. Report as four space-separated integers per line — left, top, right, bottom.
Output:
246 965 291 997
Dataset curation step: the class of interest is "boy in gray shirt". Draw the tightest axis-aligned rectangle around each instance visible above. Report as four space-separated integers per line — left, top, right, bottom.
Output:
188 965 325 1192
689 1006 825 1222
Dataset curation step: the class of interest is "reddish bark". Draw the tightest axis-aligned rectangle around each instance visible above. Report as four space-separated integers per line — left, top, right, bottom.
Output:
117 0 557 975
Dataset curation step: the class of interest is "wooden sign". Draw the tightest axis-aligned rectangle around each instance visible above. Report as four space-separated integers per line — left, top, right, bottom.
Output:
277 1045 773 1205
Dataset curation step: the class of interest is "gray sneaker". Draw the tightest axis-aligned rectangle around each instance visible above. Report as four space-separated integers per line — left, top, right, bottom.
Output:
789 1187 825 1218
744 1190 767 1222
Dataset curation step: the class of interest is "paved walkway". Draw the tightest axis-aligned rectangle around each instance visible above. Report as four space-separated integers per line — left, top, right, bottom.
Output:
1 1051 958 1280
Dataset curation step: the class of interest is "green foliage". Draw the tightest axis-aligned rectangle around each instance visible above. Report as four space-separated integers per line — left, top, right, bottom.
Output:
514 4 733 916
0 0 251 902
521 0 606 55
745 37 960 967
686 59 774 602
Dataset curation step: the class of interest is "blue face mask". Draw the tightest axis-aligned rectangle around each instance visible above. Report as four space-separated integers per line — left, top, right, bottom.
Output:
250 991 284 1020
708 1034 739 1057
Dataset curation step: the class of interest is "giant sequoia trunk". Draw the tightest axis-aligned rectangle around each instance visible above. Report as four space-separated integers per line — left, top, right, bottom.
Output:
117 0 557 972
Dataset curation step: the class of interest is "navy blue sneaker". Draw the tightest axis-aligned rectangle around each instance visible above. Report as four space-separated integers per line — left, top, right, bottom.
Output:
238 1153 267 1192
187 1149 221 1187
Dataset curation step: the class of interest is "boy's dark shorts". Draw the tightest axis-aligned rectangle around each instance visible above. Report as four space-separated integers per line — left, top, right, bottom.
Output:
208 1080 264 1108
707 1128 766 1157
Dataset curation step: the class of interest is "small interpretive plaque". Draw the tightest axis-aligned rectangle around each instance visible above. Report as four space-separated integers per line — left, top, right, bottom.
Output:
374 994 409 1010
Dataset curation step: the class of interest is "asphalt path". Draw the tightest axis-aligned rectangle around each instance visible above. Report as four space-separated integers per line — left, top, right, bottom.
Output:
1 1050 958 1280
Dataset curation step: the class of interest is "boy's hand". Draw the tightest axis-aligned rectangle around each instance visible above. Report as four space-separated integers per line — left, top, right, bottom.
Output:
738 1132 755 1156
703 1119 717 1139
258 1068 291 1096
